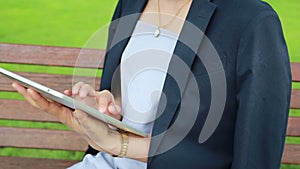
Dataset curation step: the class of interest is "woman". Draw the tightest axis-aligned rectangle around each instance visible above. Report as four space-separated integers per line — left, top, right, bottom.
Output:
12 0 291 168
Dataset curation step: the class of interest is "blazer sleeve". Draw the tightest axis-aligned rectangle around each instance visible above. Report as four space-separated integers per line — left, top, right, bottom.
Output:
231 10 292 169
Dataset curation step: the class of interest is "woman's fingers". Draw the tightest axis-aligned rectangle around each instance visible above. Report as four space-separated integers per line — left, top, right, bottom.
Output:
71 83 122 120
108 103 122 120
71 83 98 109
12 82 43 109
27 88 51 111
71 82 96 98
64 89 72 96
26 88 74 124
72 82 84 95
79 84 95 98
12 82 74 126
96 90 122 120
97 90 112 112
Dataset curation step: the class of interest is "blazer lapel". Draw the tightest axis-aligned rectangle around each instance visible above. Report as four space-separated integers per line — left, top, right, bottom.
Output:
100 0 147 91
149 0 217 160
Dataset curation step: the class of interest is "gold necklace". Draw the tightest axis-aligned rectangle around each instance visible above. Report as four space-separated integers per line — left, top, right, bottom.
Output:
154 0 191 38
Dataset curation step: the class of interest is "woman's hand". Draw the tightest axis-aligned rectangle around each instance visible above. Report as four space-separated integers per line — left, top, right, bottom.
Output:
12 82 150 161
65 82 122 121
12 82 77 128
11 82 119 153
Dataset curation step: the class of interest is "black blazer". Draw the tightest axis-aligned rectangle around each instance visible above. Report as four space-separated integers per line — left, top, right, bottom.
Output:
86 0 291 168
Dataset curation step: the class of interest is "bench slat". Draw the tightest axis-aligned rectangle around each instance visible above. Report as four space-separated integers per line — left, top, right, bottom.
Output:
0 43 105 68
0 72 101 92
282 144 300 164
0 99 59 122
291 62 300 82
291 89 300 109
0 127 87 151
0 156 78 169
286 117 300 137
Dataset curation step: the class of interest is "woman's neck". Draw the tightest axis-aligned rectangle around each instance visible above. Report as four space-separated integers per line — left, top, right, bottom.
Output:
139 0 193 34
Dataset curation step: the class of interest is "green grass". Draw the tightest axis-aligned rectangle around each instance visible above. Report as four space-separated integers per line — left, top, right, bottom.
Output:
0 0 299 168
0 147 84 160
0 0 118 48
293 83 300 89
0 119 69 130
286 137 300 145
289 109 300 117
281 164 300 169
0 91 23 100
0 63 103 77
0 0 299 63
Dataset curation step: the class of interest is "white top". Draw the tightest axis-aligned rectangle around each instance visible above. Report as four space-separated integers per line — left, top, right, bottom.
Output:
69 21 179 169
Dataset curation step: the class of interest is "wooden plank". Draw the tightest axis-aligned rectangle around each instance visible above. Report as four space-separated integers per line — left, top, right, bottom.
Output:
1 146 299 167
291 62 300 82
0 127 88 151
291 89 300 109
0 156 78 169
286 117 300 137
0 43 105 68
0 72 101 92
0 99 59 122
282 144 300 164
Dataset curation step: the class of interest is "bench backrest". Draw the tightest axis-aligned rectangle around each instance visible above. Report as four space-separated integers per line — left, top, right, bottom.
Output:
0 43 299 165
282 63 300 164
0 43 105 154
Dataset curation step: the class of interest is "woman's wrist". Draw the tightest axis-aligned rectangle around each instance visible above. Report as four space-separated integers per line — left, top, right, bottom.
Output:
103 129 150 162
126 133 150 162
103 129 122 155
107 130 129 158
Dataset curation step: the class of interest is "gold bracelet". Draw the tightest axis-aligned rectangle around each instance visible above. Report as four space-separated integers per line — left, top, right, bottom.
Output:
116 130 129 158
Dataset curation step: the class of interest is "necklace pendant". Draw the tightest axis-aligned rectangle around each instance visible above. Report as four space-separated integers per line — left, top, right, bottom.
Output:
154 27 160 38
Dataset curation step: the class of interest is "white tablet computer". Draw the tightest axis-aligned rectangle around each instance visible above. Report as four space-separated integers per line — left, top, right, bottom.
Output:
0 67 147 137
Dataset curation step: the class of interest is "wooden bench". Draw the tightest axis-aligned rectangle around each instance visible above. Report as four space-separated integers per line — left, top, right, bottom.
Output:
0 43 105 168
282 62 300 166
0 43 299 168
